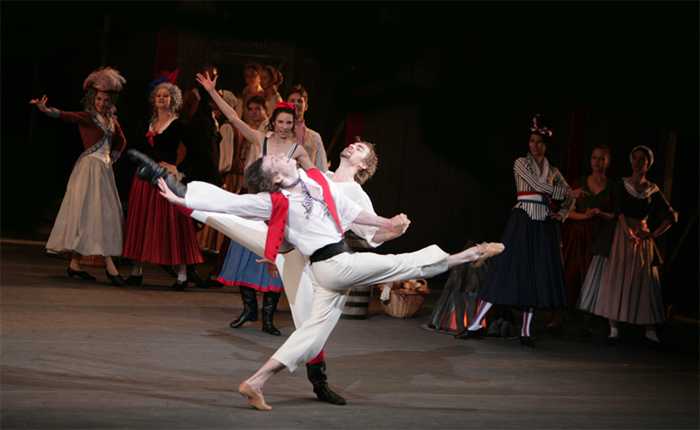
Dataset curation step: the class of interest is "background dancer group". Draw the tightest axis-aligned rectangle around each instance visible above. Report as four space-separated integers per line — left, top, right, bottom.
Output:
32 65 677 412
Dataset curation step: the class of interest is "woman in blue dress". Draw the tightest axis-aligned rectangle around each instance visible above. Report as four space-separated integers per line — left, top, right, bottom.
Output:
196 72 315 335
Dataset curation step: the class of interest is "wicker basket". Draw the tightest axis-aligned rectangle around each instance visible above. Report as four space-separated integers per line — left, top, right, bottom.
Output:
379 280 430 318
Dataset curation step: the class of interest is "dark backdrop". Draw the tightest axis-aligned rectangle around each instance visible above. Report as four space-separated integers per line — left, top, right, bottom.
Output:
2 1 698 316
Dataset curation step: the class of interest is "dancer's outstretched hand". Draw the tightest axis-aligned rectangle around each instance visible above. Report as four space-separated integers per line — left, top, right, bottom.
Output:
30 95 49 113
158 177 186 206
195 72 217 93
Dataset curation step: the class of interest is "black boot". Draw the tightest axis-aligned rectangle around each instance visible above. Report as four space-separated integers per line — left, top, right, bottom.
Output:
126 149 186 197
306 361 346 405
186 265 204 284
262 291 281 336
230 286 258 328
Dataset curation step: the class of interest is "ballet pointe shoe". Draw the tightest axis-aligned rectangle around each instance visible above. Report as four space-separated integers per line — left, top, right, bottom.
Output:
469 242 505 269
238 381 271 411
126 149 186 197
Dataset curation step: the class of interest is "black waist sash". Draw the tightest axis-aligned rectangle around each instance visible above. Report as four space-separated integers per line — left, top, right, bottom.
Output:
309 240 353 263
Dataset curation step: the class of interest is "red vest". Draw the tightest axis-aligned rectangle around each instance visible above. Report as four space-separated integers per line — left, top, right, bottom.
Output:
264 169 343 262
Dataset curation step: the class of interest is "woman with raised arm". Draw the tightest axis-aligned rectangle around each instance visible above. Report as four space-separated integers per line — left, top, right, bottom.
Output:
197 72 314 334
30 67 127 286
197 72 314 171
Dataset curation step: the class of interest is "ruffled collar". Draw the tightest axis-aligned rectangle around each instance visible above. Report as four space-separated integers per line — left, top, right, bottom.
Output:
623 177 659 199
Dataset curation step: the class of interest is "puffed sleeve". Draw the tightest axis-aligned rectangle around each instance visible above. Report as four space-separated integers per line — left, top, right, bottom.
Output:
652 189 678 224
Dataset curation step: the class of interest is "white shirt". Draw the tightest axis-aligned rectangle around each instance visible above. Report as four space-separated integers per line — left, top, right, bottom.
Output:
325 171 381 248
185 169 363 257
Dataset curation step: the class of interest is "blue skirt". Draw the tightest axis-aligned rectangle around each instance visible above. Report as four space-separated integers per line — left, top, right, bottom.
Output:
477 209 567 310
217 241 284 292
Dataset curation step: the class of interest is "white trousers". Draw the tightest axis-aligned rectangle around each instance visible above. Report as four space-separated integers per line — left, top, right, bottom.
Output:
272 246 449 371
189 210 315 329
191 210 449 372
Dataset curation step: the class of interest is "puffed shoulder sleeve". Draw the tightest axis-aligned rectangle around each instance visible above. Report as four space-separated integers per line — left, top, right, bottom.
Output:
653 189 678 223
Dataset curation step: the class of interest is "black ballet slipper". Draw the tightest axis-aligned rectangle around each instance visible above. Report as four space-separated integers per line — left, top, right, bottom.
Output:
124 275 143 286
67 267 95 281
126 149 187 197
106 271 125 287
171 279 188 291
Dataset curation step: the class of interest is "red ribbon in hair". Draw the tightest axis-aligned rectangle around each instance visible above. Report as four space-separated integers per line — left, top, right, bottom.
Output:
274 101 295 112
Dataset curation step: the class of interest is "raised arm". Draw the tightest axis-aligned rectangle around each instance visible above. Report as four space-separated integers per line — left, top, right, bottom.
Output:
196 72 263 147
30 95 92 125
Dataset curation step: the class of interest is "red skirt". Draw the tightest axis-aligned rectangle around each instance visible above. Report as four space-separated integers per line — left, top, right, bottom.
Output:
561 217 606 308
122 175 203 265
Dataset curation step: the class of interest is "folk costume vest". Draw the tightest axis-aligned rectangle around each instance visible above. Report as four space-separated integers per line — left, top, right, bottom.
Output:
264 168 344 262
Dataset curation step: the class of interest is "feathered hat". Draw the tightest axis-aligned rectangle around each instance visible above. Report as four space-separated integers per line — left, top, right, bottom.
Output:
83 67 126 92
147 70 179 96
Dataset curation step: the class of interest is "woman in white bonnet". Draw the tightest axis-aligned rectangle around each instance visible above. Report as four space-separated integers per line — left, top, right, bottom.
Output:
579 145 677 345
